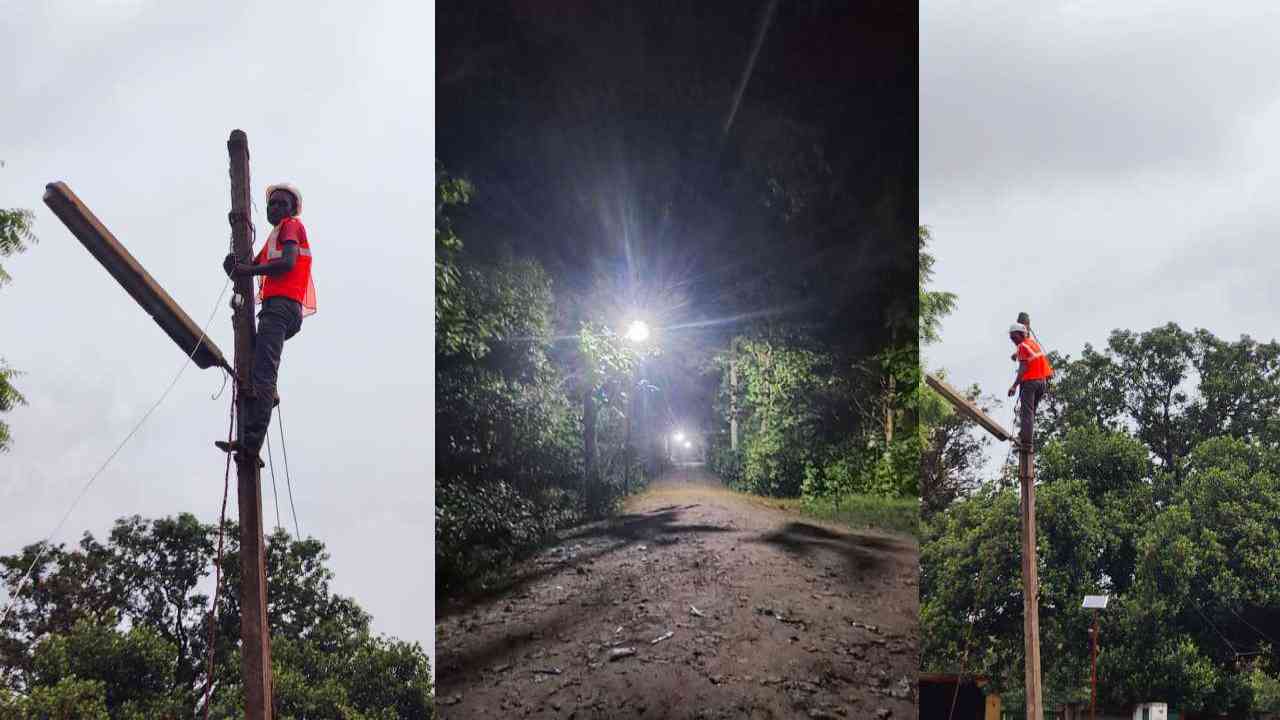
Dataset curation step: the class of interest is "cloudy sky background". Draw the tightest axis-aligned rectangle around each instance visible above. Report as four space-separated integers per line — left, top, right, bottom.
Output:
923 1 1280 463
1 1 434 658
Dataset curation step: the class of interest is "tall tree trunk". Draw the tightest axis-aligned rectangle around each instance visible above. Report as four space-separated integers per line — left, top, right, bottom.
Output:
583 389 598 512
730 354 738 451
883 369 895 445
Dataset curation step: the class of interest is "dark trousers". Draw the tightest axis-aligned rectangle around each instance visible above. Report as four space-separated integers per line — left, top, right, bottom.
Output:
243 297 302 453
1018 378 1048 448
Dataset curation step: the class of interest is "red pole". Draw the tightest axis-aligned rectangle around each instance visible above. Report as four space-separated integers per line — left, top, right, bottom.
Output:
1090 609 1098 720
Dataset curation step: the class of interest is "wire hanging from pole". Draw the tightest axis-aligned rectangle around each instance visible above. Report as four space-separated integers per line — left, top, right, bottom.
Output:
201 380 235 720
265 429 282 531
276 404 301 539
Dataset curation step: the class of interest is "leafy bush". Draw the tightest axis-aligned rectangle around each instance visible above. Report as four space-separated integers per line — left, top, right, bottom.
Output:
708 446 743 487
0 518 433 720
436 477 580 594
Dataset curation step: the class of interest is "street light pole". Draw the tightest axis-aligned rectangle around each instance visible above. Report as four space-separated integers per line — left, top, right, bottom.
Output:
624 362 637 496
1090 609 1098 720
622 319 650 497
1081 594 1109 720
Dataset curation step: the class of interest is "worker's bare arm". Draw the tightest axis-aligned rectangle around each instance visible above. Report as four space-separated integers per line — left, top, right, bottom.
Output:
1009 359 1028 396
224 242 298 278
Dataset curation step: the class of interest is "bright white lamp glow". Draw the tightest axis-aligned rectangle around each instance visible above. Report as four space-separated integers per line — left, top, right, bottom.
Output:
684 441 692 449
625 320 651 343
673 431 685 443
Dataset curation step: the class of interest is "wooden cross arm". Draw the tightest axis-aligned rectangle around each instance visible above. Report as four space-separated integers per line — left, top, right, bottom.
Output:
925 373 1014 442
43 182 231 372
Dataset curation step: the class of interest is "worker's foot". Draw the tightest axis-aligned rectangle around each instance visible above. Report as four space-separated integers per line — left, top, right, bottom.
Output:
214 440 265 468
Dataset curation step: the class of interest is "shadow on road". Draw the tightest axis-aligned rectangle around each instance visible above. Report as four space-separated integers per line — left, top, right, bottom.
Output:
755 521 902 580
438 505 731 621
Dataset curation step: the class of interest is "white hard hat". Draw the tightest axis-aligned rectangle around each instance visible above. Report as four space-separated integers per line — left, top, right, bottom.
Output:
1009 323 1028 335
265 183 302 215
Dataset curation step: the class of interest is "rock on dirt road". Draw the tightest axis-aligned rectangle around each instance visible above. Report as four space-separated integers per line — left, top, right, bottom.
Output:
436 465 918 719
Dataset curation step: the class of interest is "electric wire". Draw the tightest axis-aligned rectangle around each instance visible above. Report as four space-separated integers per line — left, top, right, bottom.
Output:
200 381 235 720
265 428 282 531
277 404 301 539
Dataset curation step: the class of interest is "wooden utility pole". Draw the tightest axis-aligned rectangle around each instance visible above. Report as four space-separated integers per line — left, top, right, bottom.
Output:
925 373 1043 720
1018 443 1044 720
227 129 274 720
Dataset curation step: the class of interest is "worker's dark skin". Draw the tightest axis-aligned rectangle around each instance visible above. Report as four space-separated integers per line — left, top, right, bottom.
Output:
222 190 298 278
1008 332 1029 397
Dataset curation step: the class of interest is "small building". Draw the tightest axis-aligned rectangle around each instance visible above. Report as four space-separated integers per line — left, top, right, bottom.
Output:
919 673 1001 720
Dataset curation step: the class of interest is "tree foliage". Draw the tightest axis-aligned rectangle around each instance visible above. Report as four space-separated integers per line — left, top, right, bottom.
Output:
0 516 433 719
919 226 956 347
0 205 35 453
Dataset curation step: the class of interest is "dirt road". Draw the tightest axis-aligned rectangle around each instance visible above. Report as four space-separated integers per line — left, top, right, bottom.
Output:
436 466 919 719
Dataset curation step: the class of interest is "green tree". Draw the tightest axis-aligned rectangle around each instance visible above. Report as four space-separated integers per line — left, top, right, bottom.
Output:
920 381 991 519
0 205 36 453
918 226 978 517
918 226 956 347
0 517 433 719
0 676 110 720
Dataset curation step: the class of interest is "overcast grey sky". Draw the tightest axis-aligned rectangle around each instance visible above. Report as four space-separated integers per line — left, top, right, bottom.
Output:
1 0 434 659
923 2 1280 459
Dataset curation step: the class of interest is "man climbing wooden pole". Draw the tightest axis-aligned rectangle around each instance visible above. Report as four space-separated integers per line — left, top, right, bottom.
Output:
1008 313 1052 720
1007 320 1052 449
227 129 274 720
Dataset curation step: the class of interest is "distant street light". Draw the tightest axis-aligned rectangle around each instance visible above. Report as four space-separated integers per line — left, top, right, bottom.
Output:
625 319 651 344
673 431 685 443
1082 594 1110 720
684 440 692 449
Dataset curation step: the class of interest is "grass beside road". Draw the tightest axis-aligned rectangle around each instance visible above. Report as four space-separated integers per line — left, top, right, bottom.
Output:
736 491 920 538
797 493 919 537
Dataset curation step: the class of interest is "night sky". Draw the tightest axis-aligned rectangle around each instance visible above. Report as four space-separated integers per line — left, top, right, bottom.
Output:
437 0 917 431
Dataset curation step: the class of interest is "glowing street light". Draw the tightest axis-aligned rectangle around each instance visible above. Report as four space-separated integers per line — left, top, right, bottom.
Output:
625 319 651 344
673 430 685 443
684 440 692 449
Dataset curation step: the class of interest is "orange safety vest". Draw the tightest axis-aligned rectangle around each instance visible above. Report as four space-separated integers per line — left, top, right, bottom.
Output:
1018 337 1052 381
255 216 316 316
